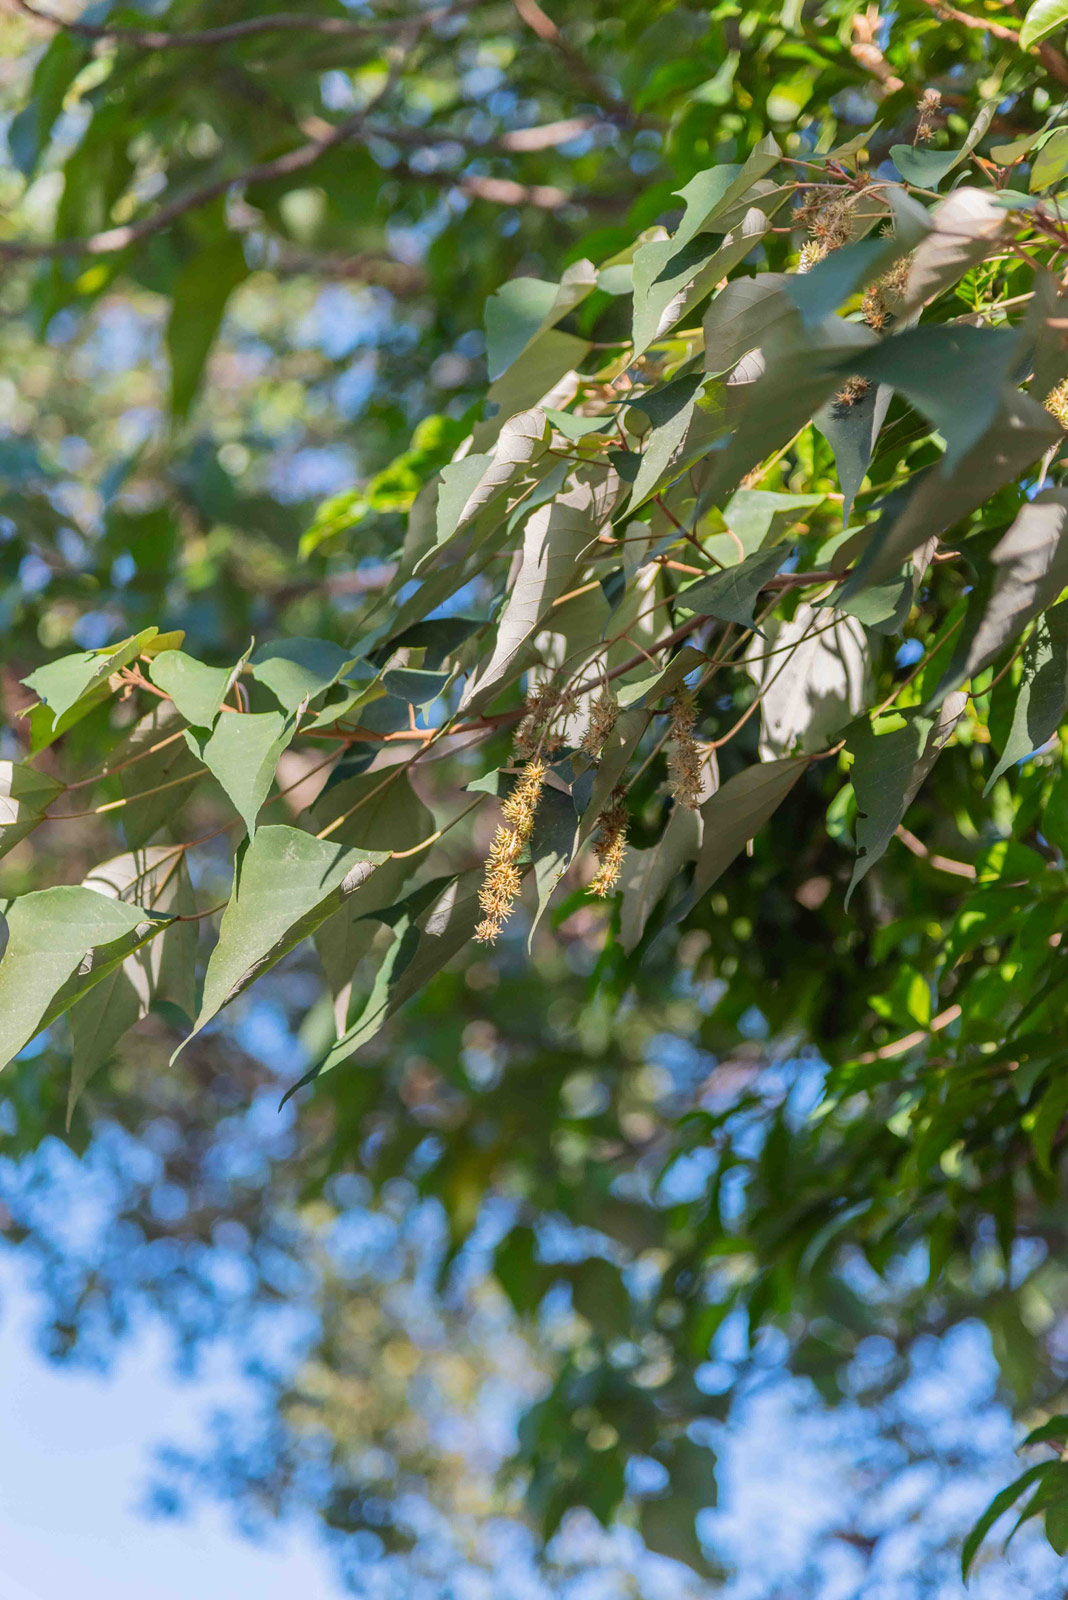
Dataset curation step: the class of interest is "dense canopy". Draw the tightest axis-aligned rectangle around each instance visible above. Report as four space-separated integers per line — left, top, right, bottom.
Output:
7 0 1068 1590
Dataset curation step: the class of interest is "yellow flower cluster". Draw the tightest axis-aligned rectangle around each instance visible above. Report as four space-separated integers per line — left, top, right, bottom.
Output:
474 759 546 944
588 793 628 897
668 689 703 811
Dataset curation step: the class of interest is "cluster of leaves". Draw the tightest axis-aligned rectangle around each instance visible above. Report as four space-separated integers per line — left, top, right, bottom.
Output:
15 0 1068 1585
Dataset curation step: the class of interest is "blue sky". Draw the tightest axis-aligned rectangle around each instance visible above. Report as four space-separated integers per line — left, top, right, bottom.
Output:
0 1259 342 1600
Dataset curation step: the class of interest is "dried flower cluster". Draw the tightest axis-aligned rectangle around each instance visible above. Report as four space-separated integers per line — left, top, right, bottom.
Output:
587 792 628 897
668 689 703 810
862 252 912 332
915 87 942 144
833 375 872 412
796 188 858 274
514 684 575 758
581 687 619 757
475 759 545 944
1046 378 1068 431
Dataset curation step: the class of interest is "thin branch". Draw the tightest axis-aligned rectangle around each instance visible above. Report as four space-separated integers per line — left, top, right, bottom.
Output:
0 14 430 261
7 0 461 48
510 0 637 125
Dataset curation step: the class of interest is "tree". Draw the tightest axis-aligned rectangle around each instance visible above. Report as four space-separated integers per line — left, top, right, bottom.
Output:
7 0 1068 1588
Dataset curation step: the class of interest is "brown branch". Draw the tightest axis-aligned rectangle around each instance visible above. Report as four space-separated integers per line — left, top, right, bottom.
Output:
6 0 461 48
913 0 1068 84
510 0 637 125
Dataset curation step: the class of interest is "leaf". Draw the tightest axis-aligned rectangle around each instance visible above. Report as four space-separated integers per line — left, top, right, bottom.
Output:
22 627 158 727
936 491 1068 696
459 468 618 713
631 203 776 359
485 261 597 381
1031 127 1068 191
185 709 296 838
746 606 870 759
962 1464 1048 1578
307 767 435 852
891 100 996 189
380 667 452 708
627 373 705 508
313 854 419 1034
179 825 386 1052
249 637 351 712
639 1494 717 1579
986 603 1068 791
0 761 63 859
620 800 702 950
7 31 86 179
1029 1072 1068 1173
631 139 782 355
903 188 1009 313
0 886 151 1071
305 870 483 1086
675 543 789 629
166 221 248 418
68 848 196 1119
703 273 793 378
148 648 242 727
846 694 967 904
815 381 893 522
528 784 580 945
685 758 805 910
1020 0 1068 52
119 703 205 850
840 388 1062 593
424 409 550 560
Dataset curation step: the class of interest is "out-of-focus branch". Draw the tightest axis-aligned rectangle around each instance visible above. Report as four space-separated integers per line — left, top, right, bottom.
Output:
510 0 637 125
5 0 462 47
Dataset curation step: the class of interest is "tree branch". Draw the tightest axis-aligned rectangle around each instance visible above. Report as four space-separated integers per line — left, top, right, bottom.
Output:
510 0 636 125
6 0 463 48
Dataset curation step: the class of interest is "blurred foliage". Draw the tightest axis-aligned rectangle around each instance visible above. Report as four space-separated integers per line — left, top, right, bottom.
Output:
6 0 1068 1592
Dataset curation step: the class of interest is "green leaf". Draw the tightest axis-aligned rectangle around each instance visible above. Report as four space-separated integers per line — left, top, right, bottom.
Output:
1023 1415 1068 1447
846 695 966 904
148 648 243 728
902 187 1009 311
815 381 893 522
891 100 996 189
23 628 158 727
118 703 205 849
675 543 789 629
0 886 151 1071
0 760 63 858
1028 1072 1068 1173
379 667 451 708
249 637 351 712
425 408 550 559
840 388 1061 593
307 870 483 1084
185 709 296 838
962 1464 1048 1578
631 138 782 355
685 758 805 910
996 606 1068 785
485 261 597 381
308 767 435 853
703 273 793 378
620 799 702 950
937 491 1068 697
639 1494 717 1579
460 468 618 714
1031 127 1068 191
1020 0 1068 52
166 222 249 418
68 847 196 1120
627 373 705 508
528 783 580 945
179 825 386 1052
